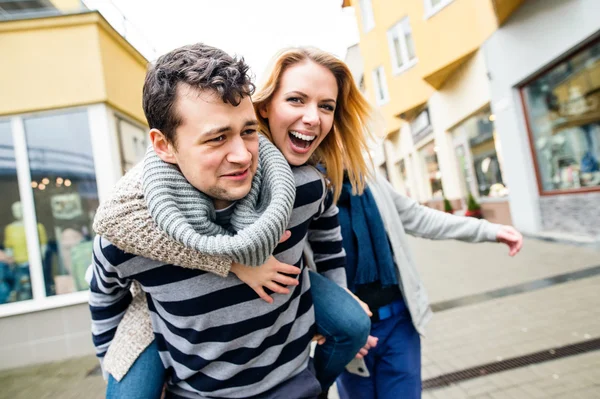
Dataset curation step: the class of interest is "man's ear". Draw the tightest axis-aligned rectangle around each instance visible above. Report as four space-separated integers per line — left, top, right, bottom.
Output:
149 128 177 164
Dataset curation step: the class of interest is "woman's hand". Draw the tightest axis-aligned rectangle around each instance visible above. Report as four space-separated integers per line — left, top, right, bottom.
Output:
355 335 378 359
496 225 523 256
230 231 301 303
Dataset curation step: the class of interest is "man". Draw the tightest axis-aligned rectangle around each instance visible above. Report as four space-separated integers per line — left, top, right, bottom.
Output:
89 43 338 398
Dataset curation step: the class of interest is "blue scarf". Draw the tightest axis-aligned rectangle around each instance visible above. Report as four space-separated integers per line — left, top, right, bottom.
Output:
337 180 398 292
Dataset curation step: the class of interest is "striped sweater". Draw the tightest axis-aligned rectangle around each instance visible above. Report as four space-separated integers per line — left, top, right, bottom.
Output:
89 165 346 398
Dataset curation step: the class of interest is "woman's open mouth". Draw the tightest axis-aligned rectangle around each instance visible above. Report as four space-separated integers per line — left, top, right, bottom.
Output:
288 130 317 154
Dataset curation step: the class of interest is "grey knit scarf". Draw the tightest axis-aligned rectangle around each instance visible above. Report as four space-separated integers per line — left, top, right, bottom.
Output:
142 135 295 267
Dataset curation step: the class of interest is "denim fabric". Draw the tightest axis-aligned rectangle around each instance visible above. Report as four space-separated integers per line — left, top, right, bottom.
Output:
309 271 371 391
106 340 165 399
337 299 421 399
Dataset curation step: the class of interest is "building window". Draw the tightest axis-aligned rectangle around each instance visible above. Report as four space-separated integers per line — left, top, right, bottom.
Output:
521 39 600 194
117 117 148 173
0 121 33 304
419 141 443 198
24 110 98 296
387 17 417 75
372 66 390 105
398 158 411 197
451 106 507 198
424 0 454 18
359 0 375 32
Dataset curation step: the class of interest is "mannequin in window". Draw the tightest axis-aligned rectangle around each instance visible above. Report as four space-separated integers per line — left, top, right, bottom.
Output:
3 201 47 300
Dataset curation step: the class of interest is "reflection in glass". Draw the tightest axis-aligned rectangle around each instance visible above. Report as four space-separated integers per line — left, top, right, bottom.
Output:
420 142 443 198
24 111 98 296
522 40 600 192
0 122 34 304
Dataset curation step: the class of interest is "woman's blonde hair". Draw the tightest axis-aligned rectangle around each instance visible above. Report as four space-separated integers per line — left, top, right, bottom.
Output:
253 47 374 202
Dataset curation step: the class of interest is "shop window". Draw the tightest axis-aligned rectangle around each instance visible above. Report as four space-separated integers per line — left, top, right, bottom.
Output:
117 117 148 173
419 141 443 198
24 110 98 296
0 121 33 304
451 106 507 198
372 66 390 105
521 40 600 193
387 17 417 75
359 0 375 32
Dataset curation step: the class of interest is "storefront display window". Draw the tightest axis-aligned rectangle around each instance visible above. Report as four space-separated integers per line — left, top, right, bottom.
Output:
419 142 443 198
452 106 507 198
0 122 33 304
522 40 600 193
24 110 98 296
118 117 148 173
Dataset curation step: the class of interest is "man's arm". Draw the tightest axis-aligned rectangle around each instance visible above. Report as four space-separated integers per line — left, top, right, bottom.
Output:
89 237 134 363
307 190 347 288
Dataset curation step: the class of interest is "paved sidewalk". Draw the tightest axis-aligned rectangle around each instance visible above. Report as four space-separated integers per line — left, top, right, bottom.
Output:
2 236 599 398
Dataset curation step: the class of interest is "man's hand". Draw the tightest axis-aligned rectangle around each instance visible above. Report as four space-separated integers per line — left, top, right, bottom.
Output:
355 335 378 359
230 231 300 303
496 225 523 256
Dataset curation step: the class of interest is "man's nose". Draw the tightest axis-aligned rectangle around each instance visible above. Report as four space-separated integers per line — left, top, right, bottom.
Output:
227 137 252 165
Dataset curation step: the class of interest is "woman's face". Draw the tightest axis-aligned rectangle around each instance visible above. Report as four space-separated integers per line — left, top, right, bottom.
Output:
260 60 338 166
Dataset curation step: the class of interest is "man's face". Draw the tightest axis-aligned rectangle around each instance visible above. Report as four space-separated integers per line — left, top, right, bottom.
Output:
157 85 259 209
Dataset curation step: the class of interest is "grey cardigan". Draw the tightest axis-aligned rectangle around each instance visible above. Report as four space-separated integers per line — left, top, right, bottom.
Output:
356 173 501 335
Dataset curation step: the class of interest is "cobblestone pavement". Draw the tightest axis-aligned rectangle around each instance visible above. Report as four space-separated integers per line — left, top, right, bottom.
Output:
2 236 599 398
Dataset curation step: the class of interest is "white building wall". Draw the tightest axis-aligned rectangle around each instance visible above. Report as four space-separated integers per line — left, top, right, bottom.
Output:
482 0 600 235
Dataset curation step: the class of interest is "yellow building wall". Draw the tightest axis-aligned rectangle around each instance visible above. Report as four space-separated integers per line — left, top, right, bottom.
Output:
97 26 148 124
0 13 148 124
351 0 499 137
0 18 105 116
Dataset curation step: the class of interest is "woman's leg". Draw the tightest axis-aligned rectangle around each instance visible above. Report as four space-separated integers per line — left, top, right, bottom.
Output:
106 340 166 399
309 271 371 392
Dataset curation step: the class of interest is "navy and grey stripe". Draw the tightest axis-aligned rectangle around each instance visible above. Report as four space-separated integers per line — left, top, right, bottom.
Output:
89 164 347 397
142 134 296 266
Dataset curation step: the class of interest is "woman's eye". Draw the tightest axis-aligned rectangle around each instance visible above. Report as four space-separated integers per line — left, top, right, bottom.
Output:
287 97 302 103
321 104 335 112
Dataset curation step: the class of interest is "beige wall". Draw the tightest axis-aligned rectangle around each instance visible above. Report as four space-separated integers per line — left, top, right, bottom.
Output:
0 303 93 370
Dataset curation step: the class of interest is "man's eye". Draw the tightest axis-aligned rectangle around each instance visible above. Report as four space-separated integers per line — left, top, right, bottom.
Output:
209 135 225 142
242 129 257 136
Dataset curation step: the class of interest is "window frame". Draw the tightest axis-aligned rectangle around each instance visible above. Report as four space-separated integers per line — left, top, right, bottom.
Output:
387 17 418 75
423 0 454 19
0 105 116 317
519 37 600 197
358 0 375 32
372 65 390 106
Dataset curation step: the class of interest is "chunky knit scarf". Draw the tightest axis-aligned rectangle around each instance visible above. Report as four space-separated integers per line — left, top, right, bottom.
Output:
142 134 296 266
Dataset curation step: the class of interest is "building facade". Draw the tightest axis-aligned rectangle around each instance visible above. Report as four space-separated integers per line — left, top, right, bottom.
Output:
0 0 148 369
345 0 525 225
484 0 600 238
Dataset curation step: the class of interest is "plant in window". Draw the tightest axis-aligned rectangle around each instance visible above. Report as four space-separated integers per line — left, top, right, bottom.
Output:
464 192 483 219
443 196 454 214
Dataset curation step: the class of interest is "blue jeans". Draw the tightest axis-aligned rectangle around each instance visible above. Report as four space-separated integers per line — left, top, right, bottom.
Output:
309 271 371 391
106 340 165 399
336 298 421 399
106 273 370 397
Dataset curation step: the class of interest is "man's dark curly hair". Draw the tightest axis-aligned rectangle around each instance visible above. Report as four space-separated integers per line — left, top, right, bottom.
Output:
142 43 255 146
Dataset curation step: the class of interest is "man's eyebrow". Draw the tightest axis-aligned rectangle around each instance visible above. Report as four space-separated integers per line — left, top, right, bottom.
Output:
201 119 258 137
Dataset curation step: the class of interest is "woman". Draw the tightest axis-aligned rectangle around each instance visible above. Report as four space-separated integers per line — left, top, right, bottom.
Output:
334 174 523 399
93 46 376 398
